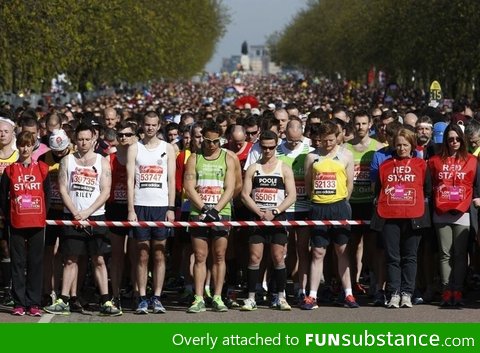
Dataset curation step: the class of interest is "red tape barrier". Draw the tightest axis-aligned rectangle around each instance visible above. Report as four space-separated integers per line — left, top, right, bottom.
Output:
45 220 370 228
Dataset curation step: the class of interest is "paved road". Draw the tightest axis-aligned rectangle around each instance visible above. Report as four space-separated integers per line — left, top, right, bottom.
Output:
1 291 479 323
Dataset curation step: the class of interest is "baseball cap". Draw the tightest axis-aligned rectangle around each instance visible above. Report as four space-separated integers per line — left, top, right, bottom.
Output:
433 122 448 144
49 129 70 151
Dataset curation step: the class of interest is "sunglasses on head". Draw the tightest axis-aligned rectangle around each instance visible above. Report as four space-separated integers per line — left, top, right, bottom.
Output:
117 132 134 138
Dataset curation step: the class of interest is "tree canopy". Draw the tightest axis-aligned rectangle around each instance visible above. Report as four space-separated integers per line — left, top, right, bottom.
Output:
0 0 228 92
270 0 480 99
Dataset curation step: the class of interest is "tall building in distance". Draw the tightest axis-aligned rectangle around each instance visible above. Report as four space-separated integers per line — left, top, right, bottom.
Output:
221 44 281 75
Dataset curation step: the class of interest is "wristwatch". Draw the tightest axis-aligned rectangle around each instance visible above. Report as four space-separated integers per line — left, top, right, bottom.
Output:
272 208 280 216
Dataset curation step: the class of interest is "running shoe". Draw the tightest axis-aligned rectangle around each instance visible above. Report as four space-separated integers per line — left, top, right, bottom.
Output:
452 291 464 306
151 296 166 314
28 306 42 317
135 298 149 314
440 290 452 307
387 294 400 309
240 298 257 311
300 296 318 310
278 297 291 311
187 295 206 313
99 300 122 316
44 298 70 315
400 292 413 308
212 296 228 312
344 294 360 308
12 306 25 316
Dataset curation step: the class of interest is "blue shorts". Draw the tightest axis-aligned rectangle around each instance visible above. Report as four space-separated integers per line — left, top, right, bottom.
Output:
133 206 170 241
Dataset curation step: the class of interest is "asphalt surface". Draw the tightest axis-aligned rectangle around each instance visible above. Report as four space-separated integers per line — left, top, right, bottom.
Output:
1 290 479 323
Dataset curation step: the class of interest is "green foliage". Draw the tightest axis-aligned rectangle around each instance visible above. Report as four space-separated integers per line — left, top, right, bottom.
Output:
270 0 480 98
0 0 228 91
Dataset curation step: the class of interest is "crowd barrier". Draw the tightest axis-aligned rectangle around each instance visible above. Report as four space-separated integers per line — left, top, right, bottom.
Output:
45 220 370 228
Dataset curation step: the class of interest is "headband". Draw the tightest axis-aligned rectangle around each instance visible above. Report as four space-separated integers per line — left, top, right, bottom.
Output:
0 117 15 127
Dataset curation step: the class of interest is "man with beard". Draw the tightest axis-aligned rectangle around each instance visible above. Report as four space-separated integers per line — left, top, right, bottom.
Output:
345 111 383 296
415 116 436 159
413 115 437 304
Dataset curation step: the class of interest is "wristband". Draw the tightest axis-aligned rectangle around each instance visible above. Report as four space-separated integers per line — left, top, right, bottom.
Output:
167 206 176 212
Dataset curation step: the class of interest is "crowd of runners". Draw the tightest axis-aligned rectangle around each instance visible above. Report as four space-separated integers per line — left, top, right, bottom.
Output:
1 74 480 318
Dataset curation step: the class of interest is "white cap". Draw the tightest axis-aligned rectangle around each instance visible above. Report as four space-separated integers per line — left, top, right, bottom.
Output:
250 108 260 116
49 129 70 151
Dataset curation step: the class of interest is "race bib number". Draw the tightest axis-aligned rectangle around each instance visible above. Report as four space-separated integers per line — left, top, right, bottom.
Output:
71 168 97 193
254 188 278 203
113 189 127 202
314 173 337 195
296 181 306 200
198 186 222 206
139 165 163 189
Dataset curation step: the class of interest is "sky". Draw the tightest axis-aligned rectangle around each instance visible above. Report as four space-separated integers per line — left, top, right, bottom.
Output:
205 0 308 72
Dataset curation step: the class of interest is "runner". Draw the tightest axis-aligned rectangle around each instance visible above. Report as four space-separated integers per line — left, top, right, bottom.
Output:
126 111 176 314
240 130 296 312
183 121 236 313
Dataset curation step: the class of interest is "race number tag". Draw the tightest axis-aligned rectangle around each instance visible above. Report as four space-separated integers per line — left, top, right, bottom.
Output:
313 172 337 195
448 186 460 201
394 184 405 198
198 186 222 206
21 194 32 208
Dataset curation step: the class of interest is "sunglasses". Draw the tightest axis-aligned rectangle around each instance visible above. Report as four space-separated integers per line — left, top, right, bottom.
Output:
117 132 134 138
203 137 220 144
448 137 461 143
261 145 276 151
246 131 258 136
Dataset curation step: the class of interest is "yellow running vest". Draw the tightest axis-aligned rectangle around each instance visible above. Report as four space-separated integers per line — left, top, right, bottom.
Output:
311 153 348 204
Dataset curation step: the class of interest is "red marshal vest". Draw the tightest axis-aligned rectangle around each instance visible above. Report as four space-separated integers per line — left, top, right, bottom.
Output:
377 157 426 218
6 161 49 228
428 154 477 214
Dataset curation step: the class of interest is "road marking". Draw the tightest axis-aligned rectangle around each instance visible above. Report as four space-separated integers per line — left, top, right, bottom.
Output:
38 313 54 323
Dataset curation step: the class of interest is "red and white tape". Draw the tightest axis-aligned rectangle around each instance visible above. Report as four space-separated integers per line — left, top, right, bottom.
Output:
45 220 370 228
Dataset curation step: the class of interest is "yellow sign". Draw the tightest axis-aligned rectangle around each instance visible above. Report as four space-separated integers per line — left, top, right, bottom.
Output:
429 80 442 101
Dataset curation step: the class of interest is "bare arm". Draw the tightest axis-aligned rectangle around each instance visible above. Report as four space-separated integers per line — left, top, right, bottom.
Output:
183 153 204 211
226 149 243 197
345 151 354 200
166 143 176 221
304 153 315 199
58 156 80 217
240 164 264 218
213 153 235 212
278 162 297 213
126 142 138 220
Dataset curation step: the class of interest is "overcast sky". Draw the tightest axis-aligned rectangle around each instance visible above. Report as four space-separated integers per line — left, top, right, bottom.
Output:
205 0 308 72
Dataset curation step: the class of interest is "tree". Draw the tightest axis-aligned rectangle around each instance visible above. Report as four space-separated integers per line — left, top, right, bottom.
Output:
0 0 229 92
